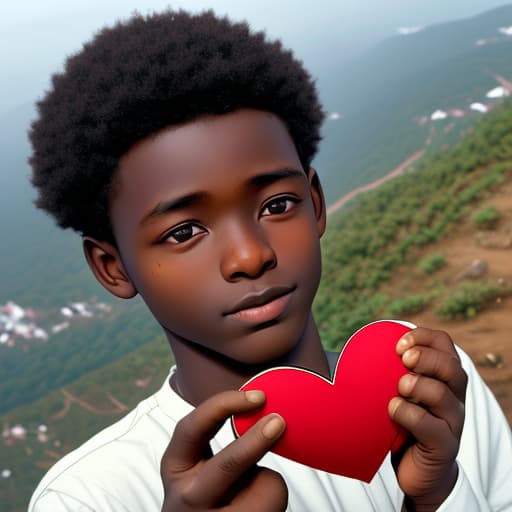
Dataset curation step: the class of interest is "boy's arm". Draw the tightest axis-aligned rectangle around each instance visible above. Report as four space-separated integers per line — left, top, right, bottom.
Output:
160 390 288 511
389 327 512 511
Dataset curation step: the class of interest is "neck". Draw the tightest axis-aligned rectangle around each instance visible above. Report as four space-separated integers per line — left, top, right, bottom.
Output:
167 311 329 406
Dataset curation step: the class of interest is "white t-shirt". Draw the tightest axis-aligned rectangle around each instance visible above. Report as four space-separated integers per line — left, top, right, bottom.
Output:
29 348 512 511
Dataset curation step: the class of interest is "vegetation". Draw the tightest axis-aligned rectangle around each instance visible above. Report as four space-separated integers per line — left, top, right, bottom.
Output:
473 205 501 229
388 294 431 316
0 297 162 415
437 281 512 320
318 33 512 204
419 253 446 274
0 338 174 512
315 98 512 348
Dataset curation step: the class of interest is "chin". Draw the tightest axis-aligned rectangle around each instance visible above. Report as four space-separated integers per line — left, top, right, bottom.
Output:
232 323 304 369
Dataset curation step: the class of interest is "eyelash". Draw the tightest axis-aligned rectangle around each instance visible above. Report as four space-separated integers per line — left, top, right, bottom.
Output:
164 223 207 244
260 195 300 217
162 196 300 244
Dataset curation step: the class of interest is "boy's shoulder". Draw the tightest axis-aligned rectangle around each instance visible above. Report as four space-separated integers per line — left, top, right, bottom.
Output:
28 369 186 511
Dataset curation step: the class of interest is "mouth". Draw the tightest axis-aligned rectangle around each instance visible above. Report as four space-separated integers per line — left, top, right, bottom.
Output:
224 286 295 324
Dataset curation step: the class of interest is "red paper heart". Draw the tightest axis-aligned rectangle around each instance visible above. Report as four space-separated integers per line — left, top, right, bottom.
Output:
232 320 413 482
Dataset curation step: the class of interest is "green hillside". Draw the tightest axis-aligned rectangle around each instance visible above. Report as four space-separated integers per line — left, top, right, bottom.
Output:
0 339 174 512
316 98 512 346
2 93 512 512
317 5 512 203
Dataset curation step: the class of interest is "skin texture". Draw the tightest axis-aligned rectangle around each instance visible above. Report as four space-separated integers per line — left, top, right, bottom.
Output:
83 109 467 511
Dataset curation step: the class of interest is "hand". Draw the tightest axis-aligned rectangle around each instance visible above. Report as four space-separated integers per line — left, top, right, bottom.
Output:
388 327 468 511
160 390 288 511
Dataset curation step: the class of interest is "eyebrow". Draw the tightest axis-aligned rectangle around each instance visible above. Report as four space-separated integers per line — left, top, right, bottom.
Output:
140 192 208 226
140 167 304 225
247 167 304 188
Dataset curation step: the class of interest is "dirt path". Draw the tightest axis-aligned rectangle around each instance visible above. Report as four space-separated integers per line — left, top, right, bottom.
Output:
50 389 128 420
326 149 426 215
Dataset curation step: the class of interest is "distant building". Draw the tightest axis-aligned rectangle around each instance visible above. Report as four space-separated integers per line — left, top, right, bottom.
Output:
498 26 512 36
431 110 448 121
397 26 423 35
486 86 510 99
470 102 488 113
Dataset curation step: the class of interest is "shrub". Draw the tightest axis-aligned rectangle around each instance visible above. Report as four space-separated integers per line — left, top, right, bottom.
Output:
388 295 429 316
436 282 506 320
473 206 500 230
419 253 446 274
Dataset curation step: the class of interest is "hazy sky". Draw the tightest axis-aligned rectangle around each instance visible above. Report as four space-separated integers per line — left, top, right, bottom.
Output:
1 0 510 114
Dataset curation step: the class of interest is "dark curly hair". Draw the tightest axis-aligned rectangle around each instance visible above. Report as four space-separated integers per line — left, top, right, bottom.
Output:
29 9 324 243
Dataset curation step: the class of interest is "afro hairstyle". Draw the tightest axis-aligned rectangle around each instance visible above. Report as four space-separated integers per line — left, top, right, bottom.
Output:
29 9 325 244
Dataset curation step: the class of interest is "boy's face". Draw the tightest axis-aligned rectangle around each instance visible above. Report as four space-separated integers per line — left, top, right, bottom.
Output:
104 109 325 366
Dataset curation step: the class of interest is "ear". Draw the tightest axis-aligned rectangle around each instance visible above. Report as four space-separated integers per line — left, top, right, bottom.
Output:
307 168 326 237
82 237 137 299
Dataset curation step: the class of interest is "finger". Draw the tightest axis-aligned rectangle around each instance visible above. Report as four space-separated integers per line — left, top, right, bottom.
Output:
398 373 465 437
228 467 288 512
388 398 459 459
396 328 458 357
185 413 286 505
399 345 468 403
161 390 266 475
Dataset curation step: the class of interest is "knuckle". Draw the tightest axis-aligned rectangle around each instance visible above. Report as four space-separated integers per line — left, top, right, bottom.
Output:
434 329 452 344
218 453 241 475
180 484 201 508
404 402 428 427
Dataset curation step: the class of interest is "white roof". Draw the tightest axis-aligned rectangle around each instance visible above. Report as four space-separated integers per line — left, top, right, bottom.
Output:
486 86 509 99
397 26 423 35
470 102 488 113
431 110 448 121
498 26 512 36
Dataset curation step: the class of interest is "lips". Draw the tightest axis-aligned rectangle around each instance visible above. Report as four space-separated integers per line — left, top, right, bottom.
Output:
224 286 295 324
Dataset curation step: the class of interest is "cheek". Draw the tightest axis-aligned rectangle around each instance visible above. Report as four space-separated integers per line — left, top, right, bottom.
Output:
133 250 220 329
273 217 322 288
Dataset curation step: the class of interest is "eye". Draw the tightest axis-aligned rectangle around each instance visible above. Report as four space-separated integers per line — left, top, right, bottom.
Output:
261 196 298 217
164 223 206 244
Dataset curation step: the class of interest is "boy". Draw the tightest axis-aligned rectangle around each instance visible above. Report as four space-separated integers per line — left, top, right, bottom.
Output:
28 9 511 511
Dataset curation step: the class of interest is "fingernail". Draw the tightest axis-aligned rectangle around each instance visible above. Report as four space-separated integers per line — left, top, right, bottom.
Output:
388 397 402 417
245 390 265 404
262 414 285 440
400 373 418 394
403 348 420 366
396 335 412 354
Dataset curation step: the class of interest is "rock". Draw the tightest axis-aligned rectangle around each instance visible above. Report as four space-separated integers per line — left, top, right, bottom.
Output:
479 352 504 369
455 259 488 280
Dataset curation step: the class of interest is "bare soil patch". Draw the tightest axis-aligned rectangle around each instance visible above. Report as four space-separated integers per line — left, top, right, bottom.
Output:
384 179 512 423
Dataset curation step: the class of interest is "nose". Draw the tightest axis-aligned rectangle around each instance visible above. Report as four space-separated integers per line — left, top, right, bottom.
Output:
220 222 277 281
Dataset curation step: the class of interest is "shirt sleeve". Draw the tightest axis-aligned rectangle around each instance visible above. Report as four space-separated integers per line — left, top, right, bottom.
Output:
436 347 512 511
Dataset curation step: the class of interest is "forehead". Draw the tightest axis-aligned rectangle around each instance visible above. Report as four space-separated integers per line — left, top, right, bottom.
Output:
110 109 303 228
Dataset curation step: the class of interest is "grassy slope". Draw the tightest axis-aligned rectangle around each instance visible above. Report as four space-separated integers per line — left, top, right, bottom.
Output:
2 97 512 512
0 339 173 512
317 4 512 203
